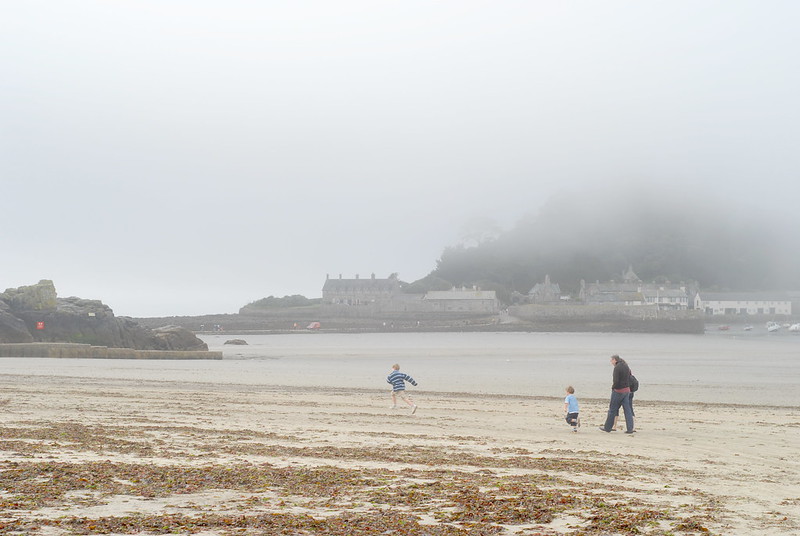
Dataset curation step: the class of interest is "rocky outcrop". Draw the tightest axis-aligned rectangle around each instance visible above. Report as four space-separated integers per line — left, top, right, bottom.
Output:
0 280 58 311
152 325 209 351
0 300 34 343
0 281 208 351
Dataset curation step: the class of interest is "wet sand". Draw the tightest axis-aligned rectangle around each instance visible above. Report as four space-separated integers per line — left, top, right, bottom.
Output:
1 354 799 535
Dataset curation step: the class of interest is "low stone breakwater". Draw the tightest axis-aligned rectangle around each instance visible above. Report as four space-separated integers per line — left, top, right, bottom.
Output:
0 343 222 360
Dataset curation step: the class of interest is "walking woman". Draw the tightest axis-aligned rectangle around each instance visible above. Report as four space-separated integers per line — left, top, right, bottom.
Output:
599 355 635 434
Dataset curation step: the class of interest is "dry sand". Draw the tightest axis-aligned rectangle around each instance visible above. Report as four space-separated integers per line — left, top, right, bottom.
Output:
1 371 798 536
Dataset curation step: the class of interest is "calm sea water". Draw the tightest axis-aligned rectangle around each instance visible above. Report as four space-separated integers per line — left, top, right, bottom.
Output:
3 331 798 406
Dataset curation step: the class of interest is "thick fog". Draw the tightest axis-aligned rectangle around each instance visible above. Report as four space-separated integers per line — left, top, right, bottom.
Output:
2 2 799 316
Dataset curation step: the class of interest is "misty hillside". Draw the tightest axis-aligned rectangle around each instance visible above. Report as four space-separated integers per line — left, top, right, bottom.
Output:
421 187 800 302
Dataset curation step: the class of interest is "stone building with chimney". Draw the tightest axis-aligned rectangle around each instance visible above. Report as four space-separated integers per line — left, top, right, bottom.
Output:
321 274 499 315
322 273 401 306
528 274 561 304
578 265 693 309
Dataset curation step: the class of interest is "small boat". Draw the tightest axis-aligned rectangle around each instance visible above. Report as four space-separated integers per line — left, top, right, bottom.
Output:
766 321 781 332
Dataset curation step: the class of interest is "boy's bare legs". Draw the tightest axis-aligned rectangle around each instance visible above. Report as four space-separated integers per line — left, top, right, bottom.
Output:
397 390 417 413
407 395 417 414
392 391 416 410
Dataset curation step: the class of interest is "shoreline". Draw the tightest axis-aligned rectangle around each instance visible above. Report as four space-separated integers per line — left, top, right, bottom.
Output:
5 329 799 407
134 312 709 334
4 371 791 411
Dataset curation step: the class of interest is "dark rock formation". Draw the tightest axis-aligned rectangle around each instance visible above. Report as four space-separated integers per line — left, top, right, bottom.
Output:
0 280 208 351
152 325 209 351
0 300 34 343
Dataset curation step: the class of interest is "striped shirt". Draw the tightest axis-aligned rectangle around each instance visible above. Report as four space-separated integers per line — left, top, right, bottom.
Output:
387 370 417 391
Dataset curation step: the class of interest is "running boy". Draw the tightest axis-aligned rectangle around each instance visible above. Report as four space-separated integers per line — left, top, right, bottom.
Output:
387 363 418 414
564 386 580 432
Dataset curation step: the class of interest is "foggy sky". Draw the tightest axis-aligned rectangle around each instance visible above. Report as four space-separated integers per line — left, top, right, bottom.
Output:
2 1 799 317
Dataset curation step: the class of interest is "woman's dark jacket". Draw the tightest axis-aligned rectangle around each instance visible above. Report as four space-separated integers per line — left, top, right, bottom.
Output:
612 361 631 390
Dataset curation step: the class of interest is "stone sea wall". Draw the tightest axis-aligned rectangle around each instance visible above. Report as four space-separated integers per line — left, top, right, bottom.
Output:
0 343 222 360
509 303 705 333
510 303 703 320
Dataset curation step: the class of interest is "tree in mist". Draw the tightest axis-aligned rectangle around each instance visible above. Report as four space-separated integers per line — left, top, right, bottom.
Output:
401 274 453 294
417 184 800 303
457 216 503 247
246 295 320 308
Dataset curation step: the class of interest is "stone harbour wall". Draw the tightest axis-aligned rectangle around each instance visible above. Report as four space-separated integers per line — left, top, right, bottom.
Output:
510 303 703 321
0 343 222 360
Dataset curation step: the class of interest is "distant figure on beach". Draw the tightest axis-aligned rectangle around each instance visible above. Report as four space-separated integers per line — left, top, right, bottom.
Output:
387 363 418 414
564 386 580 432
600 355 635 434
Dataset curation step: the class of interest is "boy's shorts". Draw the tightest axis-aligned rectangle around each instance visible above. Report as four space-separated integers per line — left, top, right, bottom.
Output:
393 389 411 401
565 412 579 425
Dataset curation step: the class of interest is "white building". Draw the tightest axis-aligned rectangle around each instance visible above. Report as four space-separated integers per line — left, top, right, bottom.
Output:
424 287 498 313
641 288 690 310
694 292 792 316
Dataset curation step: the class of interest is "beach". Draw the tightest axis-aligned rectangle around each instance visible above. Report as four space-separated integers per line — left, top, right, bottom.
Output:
1 332 799 535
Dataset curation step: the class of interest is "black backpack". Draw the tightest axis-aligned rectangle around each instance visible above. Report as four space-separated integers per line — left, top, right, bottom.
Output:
629 374 639 393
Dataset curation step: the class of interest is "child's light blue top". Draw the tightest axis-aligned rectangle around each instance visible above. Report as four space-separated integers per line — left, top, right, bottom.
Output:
565 393 579 413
